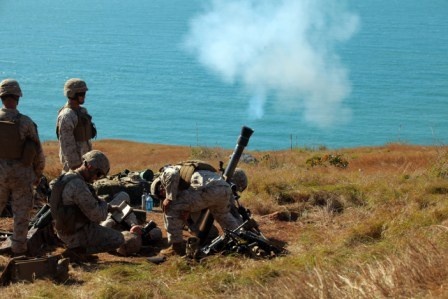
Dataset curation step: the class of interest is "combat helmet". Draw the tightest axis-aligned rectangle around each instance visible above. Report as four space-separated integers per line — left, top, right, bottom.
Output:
150 177 162 199
82 150 110 177
232 168 248 192
0 79 22 98
64 78 88 98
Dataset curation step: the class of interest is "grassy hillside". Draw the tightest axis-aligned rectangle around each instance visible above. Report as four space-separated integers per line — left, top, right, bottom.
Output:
1 140 448 298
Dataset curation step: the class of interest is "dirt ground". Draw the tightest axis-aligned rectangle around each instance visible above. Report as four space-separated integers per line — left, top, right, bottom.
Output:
0 203 293 271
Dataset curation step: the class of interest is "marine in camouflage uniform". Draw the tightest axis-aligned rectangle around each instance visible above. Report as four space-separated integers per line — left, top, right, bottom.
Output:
51 150 125 255
56 78 95 172
153 164 242 255
0 79 45 255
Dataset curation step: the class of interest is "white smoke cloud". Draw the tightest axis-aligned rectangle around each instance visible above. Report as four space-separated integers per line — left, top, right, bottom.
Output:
183 0 359 127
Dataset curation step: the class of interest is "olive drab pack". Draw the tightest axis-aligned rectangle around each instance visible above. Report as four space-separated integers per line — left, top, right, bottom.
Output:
0 112 38 165
49 173 90 235
93 169 152 207
56 107 97 141
72 109 96 141
0 113 24 160
0 255 69 285
177 160 217 190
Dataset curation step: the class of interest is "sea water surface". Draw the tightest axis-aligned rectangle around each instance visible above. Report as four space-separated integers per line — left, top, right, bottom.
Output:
0 0 447 150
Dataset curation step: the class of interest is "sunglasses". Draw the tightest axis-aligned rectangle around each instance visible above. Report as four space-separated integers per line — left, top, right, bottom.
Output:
76 92 86 98
96 170 106 179
2 95 20 101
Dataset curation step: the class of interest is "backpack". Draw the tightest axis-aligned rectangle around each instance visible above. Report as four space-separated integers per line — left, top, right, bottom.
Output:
49 173 90 235
56 107 97 140
92 170 152 207
177 160 217 190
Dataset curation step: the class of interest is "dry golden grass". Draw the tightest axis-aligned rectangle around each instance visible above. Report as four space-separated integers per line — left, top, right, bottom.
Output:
1 141 448 298
41 140 198 179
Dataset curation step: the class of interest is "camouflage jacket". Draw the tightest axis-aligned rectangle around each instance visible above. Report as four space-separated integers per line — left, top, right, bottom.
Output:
56 103 92 170
60 170 109 224
161 165 228 202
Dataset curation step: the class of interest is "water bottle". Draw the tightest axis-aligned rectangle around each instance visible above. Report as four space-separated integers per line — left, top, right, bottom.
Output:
145 194 153 212
141 191 147 210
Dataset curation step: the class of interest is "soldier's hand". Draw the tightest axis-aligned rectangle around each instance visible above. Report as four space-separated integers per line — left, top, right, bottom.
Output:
33 177 40 186
180 210 190 222
162 198 171 212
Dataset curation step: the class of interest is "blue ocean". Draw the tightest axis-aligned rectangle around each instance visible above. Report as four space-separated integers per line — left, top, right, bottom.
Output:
1 0 447 151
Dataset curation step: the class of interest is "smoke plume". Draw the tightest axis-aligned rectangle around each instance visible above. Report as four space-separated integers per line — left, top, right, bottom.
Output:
183 0 359 127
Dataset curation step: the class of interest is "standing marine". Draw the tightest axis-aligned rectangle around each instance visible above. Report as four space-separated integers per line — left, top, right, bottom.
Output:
0 78 45 256
56 78 96 172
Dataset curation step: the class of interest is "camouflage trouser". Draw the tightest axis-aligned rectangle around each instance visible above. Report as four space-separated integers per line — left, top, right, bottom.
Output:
57 221 125 254
0 160 35 254
101 191 138 229
164 185 241 244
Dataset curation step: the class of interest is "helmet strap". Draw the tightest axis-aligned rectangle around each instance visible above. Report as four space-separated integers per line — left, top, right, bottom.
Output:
68 97 81 108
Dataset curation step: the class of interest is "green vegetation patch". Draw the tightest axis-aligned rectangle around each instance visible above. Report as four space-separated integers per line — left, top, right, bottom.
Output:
345 219 386 246
306 153 349 169
426 183 448 194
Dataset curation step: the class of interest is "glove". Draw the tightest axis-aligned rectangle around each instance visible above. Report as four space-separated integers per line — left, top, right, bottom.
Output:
130 225 143 236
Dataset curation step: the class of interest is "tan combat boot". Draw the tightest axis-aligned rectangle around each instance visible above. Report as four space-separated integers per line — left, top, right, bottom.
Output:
160 242 186 257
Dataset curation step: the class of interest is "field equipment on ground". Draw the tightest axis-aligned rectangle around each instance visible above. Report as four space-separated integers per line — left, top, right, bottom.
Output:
0 255 69 285
0 204 60 257
141 220 163 245
93 169 154 207
200 219 286 259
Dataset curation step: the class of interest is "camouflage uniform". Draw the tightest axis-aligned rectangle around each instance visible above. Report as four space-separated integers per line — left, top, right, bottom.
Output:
0 79 45 255
56 104 93 172
161 166 241 244
55 171 124 254
56 78 94 172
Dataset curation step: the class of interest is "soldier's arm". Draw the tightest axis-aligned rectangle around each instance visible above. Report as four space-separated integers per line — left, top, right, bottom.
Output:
81 107 93 152
20 116 45 178
31 124 45 179
161 167 180 201
66 179 109 222
58 110 82 169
